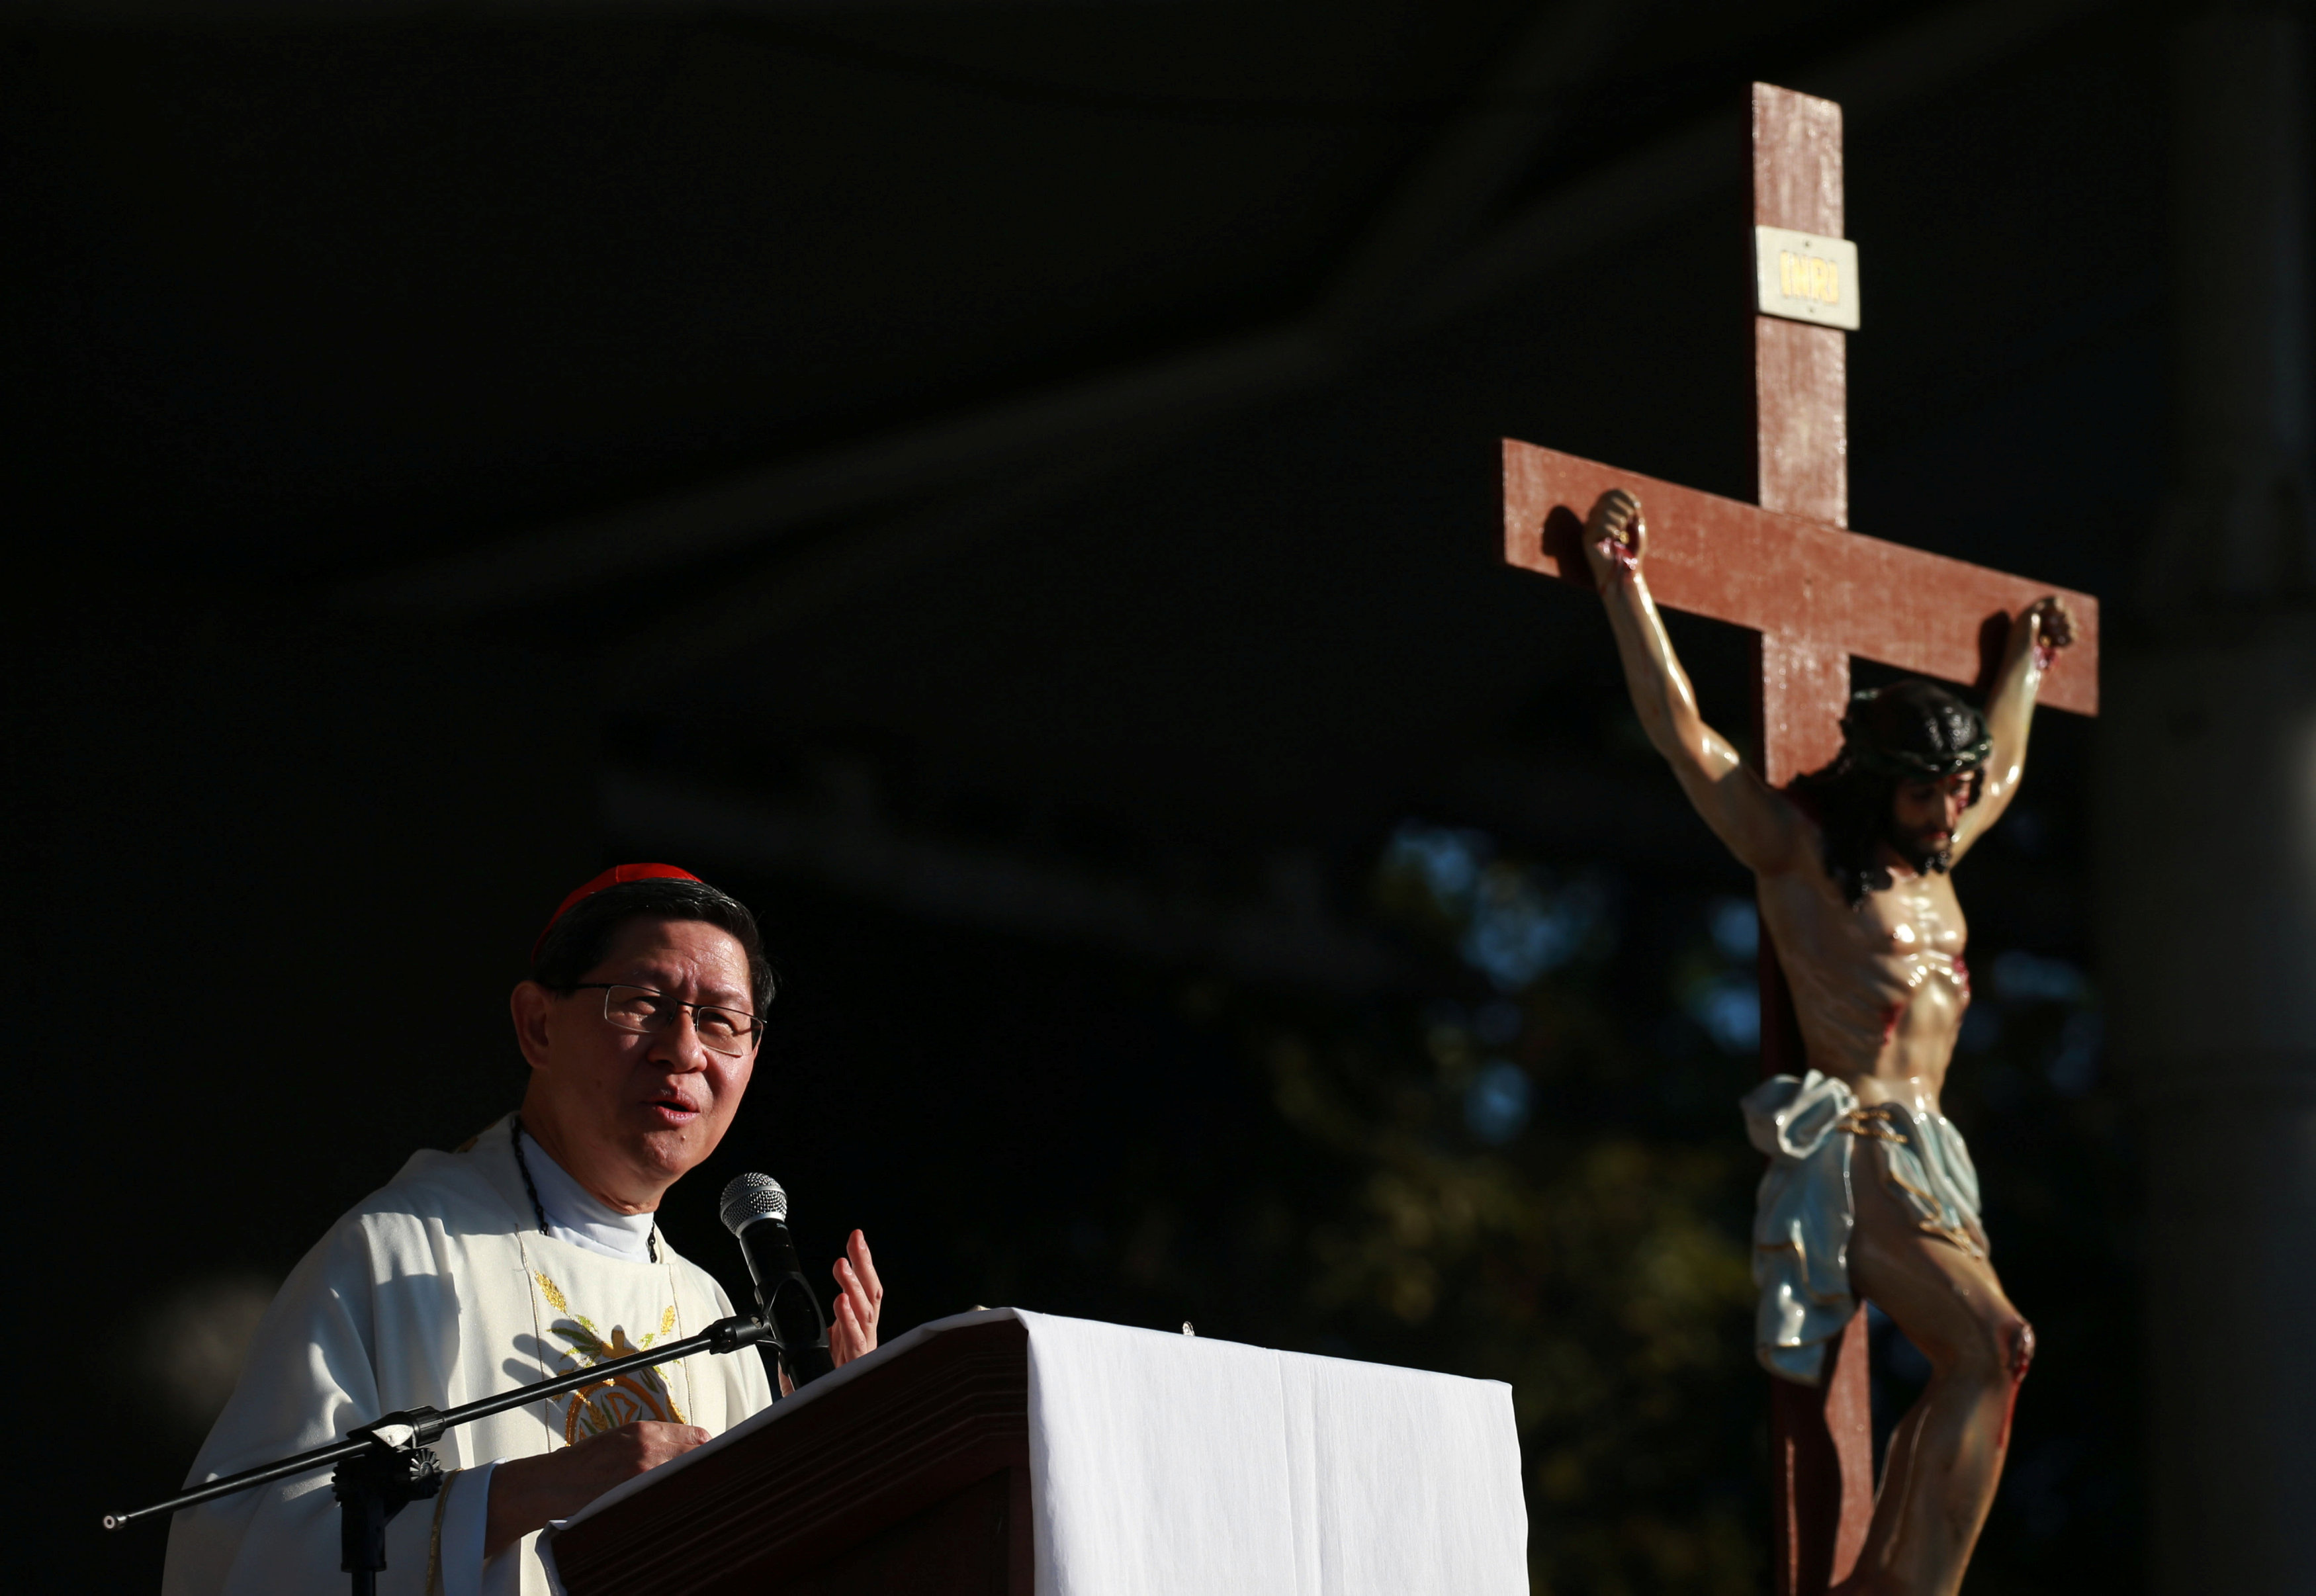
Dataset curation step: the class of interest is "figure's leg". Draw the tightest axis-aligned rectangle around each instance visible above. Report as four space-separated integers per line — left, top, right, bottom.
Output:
1830 1142 2033 1596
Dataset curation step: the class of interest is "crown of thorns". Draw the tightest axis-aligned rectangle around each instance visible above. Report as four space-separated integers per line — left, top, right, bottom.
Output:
1840 682 1991 781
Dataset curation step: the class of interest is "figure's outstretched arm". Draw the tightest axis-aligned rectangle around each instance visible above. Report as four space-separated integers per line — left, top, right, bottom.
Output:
1952 596 2074 861
1583 490 1811 876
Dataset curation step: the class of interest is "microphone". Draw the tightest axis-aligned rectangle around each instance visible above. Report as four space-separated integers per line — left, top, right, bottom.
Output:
719 1173 835 1388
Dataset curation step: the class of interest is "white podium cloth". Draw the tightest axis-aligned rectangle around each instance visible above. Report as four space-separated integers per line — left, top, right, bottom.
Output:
544 1308 1528 1595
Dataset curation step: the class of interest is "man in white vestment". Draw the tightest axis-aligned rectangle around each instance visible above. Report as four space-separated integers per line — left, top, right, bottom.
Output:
162 864 884 1596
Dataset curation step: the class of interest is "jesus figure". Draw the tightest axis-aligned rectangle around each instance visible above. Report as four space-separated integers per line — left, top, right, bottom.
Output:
1581 488 2074 1596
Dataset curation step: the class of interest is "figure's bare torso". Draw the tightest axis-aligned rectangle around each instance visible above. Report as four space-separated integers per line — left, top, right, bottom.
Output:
1757 825 1969 1118
1571 488 2073 1594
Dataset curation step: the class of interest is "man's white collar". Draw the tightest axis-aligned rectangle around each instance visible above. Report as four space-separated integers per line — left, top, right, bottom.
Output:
517 1126 658 1263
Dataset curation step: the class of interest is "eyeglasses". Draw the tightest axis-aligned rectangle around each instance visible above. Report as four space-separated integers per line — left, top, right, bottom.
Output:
567 983 762 1058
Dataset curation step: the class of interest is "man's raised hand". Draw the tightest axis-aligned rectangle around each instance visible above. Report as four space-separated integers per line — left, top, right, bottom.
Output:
828 1228 883 1366
1583 488 1646 588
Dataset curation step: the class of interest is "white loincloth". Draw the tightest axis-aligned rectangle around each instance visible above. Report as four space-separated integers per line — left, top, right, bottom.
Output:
1739 1069 1986 1385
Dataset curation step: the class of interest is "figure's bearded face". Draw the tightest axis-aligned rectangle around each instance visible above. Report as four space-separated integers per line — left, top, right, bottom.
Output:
1887 770 1980 872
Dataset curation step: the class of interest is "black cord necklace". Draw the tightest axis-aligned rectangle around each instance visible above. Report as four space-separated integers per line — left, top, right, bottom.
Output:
509 1114 659 1263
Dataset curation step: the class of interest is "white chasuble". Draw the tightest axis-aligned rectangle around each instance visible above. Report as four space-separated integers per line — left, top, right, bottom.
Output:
163 1114 776 1596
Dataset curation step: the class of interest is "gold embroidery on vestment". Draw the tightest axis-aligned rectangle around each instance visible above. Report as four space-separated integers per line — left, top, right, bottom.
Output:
531 1270 689 1441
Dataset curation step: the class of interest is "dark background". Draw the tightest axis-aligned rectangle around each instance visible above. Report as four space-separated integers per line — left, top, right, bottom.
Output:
10 1 2175 1589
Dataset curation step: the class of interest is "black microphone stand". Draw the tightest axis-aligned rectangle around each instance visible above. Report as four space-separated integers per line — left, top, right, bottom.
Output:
103 1313 778 1596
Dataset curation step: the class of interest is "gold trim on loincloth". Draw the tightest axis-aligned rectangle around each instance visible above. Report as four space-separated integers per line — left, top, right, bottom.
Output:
1916 1217 1986 1258
1833 1104 1912 1144
1844 1112 1988 1261
1885 1169 1937 1204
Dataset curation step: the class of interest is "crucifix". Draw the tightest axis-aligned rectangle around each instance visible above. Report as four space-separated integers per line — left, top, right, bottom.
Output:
1500 85 2098 1594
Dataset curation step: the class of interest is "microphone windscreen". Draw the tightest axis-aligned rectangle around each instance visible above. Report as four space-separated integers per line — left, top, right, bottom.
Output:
719 1172 788 1233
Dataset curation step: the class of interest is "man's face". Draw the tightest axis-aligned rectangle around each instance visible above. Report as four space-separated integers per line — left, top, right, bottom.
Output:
1888 771 1977 867
515 916 758 1208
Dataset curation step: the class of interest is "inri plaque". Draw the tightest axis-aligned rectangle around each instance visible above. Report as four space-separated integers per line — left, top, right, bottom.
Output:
1753 225 1860 331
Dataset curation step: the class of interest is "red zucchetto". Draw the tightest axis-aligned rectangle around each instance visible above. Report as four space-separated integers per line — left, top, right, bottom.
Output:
532 863 703 959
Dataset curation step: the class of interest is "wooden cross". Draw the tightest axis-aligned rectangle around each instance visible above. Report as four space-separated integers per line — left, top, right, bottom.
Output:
1498 85 2098 1593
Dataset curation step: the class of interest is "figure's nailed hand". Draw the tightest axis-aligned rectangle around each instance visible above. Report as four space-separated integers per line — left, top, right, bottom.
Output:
2021 595 2076 668
828 1229 883 1368
1582 488 1645 586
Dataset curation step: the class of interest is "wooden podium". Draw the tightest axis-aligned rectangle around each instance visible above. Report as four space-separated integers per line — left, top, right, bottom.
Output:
549 1319 1033 1596
546 1308 1528 1596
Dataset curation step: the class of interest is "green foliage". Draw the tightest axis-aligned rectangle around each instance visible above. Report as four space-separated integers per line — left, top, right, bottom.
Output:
1202 827 1768 1593
873 804 2137 1593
